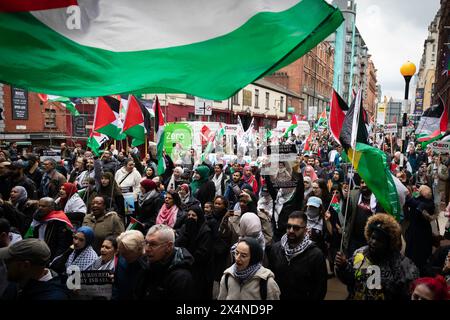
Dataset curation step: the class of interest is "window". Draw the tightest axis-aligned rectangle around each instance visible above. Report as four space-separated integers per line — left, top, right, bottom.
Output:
186 94 194 99
231 92 239 105
187 113 197 121
280 96 284 112
254 89 259 109
265 92 270 110
44 108 57 128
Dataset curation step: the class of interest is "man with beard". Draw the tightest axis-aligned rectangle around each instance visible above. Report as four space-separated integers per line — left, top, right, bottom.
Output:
38 158 67 199
101 150 120 175
267 211 327 300
224 170 251 209
335 214 419 300
6 161 38 200
342 180 382 257
28 197 74 260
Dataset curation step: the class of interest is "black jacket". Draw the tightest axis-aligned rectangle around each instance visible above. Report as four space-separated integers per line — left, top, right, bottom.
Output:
175 221 214 299
268 241 327 300
14 270 69 300
134 247 195 300
135 191 164 232
33 220 73 261
112 256 147 300
193 180 216 207
266 174 304 242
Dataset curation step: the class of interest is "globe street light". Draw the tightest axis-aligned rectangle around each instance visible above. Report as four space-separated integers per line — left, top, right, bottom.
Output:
400 61 416 153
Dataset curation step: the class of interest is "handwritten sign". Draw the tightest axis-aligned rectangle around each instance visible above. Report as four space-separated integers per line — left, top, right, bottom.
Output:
384 123 398 134
430 140 450 154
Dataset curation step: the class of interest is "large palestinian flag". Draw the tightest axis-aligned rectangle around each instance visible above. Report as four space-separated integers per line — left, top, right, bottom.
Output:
0 0 343 99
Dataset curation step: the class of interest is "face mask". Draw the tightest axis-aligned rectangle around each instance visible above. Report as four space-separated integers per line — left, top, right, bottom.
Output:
306 206 320 219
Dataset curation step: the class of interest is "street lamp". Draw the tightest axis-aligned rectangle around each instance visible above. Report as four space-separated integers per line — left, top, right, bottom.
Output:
400 61 416 153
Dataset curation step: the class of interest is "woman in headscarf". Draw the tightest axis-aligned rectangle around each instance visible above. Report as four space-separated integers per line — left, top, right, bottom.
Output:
175 205 214 300
218 237 280 300
50 226 98 273
9 186 37 231
303 165 318 182
56 182 87 229
89 236 119 272
156 190 184 230
190 165 215 206
303 176 313 199
97 172 125 216
178 183 200 211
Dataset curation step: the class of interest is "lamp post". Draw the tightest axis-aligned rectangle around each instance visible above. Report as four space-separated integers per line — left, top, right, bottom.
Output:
400 61 416 153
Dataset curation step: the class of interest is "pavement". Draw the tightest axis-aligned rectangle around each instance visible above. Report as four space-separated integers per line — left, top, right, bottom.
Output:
325 277 348 300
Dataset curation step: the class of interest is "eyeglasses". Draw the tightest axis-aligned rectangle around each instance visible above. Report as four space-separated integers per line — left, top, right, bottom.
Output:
286 224 306 231
144 241 168 249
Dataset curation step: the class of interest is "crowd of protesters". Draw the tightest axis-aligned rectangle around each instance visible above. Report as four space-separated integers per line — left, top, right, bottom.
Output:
0 128 449 300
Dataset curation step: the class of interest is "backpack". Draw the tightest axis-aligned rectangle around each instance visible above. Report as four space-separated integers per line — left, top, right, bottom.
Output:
224 273 267 300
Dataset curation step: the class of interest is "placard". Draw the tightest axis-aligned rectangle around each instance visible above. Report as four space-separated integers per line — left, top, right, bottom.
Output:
430 140 450 154
79 270 113 299
384 123 398 134
11 87 28 120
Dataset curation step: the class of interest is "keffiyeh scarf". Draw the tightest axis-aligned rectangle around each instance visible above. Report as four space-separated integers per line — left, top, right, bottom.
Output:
281 233 312 263
65 245 99 271
232 262 262 284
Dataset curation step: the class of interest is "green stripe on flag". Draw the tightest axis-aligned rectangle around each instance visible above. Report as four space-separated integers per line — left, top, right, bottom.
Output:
0 0 343 98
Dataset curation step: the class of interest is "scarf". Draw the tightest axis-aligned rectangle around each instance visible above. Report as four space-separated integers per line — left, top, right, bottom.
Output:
281 233 312 263
358 193 377 213
273 189 289 227
65 245 99 271
138 189 158 207
211 173 224 196
232 262 262 284
156 204 179 228
180 191 191 205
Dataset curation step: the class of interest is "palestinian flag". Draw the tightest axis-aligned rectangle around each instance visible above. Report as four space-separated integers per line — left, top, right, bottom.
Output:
202 124 225 162
94 96 126 140
330 193 341 215
39 94 80 116
24 210 75 238
0 1 343 99
284 115 298 138
303 131 313 151
154 96 166 175
126 217 144 231
87 131 109 156
345 143 407 221
339 88 368 149
0 1 77 12
123 95 146 147
329 90 349 143
314 110 328 130
416 96 448 147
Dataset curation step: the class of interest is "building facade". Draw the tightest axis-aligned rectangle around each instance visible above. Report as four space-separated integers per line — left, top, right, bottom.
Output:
0 83 95 148
365 58 378 117
434 0 450 131
416 10 441 113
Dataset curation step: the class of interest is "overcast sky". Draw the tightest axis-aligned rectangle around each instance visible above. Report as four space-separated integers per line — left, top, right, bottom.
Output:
327 0 441 101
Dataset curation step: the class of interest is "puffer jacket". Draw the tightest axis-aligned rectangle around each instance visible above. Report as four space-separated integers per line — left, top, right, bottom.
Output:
218 265 280 300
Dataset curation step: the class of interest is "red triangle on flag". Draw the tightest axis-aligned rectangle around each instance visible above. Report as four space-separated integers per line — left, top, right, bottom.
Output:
94 97 119 131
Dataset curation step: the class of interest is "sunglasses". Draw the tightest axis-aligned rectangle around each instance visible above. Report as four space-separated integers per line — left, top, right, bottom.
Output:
286 224 306 231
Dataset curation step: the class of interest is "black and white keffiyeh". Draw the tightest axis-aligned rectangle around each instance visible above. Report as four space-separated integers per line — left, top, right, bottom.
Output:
232 262 262 284
281 233 312 262
65 245 98 271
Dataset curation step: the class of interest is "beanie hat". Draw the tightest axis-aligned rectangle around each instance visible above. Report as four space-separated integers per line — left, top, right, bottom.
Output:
140 179 157 193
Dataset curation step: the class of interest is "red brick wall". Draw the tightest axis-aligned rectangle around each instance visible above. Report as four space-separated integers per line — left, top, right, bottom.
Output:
3 85 66 133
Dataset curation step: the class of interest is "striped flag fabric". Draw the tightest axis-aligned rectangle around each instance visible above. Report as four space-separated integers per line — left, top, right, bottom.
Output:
329 89 349 143
284 115 298 138
0 0 343 99
38 94 80 116
154 96 166 175
122 95 146 147
87 131 109 156
94 96 126 140
416 96 448 147
0 1 77 12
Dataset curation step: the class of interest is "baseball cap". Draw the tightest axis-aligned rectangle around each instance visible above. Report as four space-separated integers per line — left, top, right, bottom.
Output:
0 238 51 265
306 196 322 208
